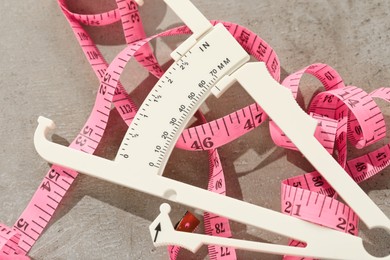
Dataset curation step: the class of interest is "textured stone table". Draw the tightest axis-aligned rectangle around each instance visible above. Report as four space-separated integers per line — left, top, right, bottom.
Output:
0 0 389 259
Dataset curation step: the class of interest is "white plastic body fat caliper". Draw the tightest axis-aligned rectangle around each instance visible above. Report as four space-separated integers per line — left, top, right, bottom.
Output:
34 0 390 259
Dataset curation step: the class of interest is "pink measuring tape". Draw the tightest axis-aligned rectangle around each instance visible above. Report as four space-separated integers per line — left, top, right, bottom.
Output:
1 0 389 259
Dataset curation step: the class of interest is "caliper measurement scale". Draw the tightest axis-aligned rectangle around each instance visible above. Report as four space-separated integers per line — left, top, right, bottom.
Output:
33 0 390 259
115 23 248 174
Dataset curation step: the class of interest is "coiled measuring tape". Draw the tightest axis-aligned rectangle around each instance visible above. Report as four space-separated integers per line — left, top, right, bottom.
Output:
1 0 389 259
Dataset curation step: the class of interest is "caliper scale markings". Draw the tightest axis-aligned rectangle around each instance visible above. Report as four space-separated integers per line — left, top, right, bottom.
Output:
115 24 249 175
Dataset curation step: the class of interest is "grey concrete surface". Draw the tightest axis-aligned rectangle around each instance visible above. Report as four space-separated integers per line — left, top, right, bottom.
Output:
0 0 389 259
